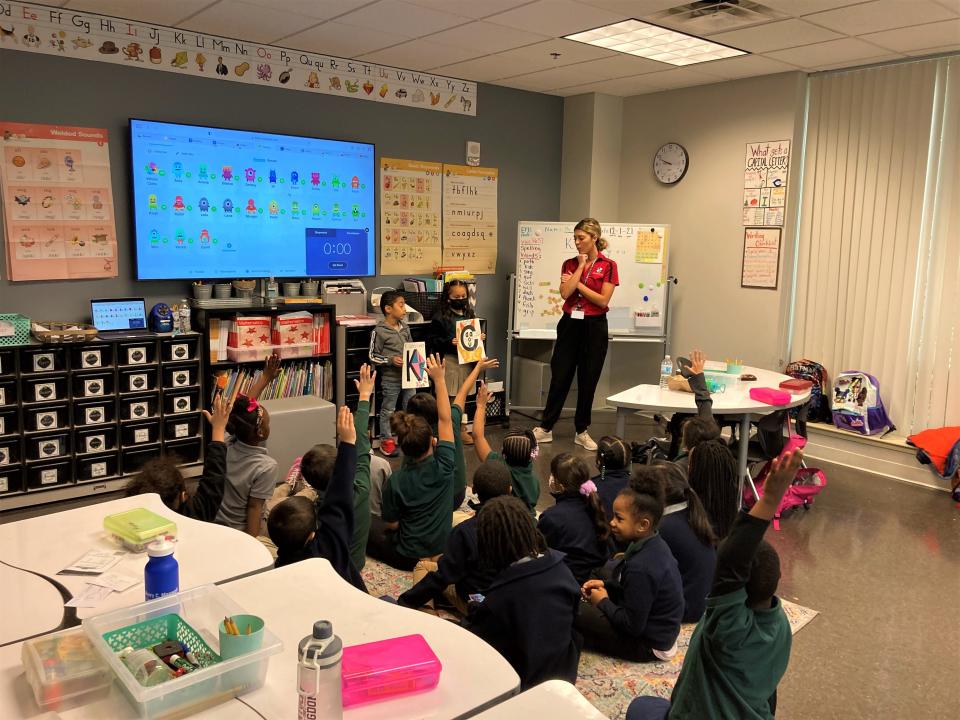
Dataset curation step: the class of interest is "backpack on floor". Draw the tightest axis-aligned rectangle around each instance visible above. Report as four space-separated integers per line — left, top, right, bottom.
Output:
831 371 895 436
784 359 831 423
743 435 827 529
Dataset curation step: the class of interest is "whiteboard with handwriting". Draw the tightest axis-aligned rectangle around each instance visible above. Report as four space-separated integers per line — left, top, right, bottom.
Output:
514 221 670 339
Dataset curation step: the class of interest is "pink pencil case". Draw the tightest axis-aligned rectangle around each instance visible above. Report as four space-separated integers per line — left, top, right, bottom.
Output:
342 634 442 707
750 387 791 406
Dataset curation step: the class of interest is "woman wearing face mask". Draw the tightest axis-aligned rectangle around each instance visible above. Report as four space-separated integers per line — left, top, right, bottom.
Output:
427 279 484 445
533 218 619 452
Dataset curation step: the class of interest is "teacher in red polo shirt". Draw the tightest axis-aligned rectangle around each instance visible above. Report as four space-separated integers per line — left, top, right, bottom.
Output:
534 218 619 452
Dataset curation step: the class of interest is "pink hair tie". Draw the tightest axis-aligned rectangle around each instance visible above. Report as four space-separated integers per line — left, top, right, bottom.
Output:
246 398 260 413
579 480 598 497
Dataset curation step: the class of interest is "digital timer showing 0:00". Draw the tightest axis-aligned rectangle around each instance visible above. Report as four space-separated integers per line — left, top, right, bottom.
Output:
323 242 353 255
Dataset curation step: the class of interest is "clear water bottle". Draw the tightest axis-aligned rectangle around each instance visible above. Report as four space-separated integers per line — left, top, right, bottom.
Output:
144 539 179 600
297 620 343 720
178 299 191 334
659 354 673 389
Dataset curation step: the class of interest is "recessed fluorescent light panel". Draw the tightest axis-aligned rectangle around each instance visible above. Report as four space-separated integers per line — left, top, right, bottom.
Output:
565 19 747 66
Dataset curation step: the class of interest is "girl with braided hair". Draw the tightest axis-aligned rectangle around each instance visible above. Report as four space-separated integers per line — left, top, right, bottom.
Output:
687 439 739 540
465 496 582 689
593 435 631 521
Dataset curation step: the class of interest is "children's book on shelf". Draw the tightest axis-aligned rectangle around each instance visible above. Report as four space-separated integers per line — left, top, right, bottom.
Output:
213 359 333 405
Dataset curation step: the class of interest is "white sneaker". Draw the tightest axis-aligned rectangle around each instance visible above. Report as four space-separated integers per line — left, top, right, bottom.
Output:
575 431 598 451
532 427 553 443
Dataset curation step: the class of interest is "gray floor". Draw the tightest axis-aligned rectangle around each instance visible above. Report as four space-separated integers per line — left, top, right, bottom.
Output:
3 410 958 718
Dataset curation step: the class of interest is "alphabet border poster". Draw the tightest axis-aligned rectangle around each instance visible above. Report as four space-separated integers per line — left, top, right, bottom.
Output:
1 121 118 280
741 227 781 289
442 164 498 274
379 158 442 275
742 140 790 226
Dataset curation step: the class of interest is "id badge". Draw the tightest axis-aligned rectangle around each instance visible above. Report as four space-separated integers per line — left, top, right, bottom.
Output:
571 309 585 320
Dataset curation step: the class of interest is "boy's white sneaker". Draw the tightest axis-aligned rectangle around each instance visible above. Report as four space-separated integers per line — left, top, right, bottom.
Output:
574 432 598 451
532 427 553 443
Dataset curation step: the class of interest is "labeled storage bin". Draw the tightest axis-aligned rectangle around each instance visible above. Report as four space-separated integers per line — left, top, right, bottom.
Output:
0 465 23 494
163 438 202 464
161 337 198 362
75 425 118 455
119 342 157 366
20 346 67 374
76 452 119 482
27 431 71 461
0 348 15 376
0 438 20 466
22 375 68 403
74 398 116 426
122 420 160 446
341 634 442 708
162 365 196 389
27 459 72 489
163 414 200 441
122 444 162 474
0 378 16 407
73 372 114 399
84 585 282 720
164 389 199 415
0 407 19 436
120 367 159 394
71 344 113 370
25 403 69 432
21 627 113 713
120 394 159 421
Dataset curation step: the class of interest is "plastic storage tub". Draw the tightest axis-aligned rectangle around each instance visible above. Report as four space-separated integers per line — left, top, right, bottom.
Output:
84 585 283 720
103 507 177 552
341 634 442 708
22 627 114 712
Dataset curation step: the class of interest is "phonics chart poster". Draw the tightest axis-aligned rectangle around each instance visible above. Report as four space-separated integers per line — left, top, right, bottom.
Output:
1 122 118 280
442 165 498 274
379 158 442 275
742 140 790 227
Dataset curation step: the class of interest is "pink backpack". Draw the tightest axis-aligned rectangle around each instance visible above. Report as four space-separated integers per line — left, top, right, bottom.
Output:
743 435 828 529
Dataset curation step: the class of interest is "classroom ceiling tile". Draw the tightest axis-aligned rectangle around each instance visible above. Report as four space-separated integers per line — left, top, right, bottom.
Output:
756 0 872 16
498 64 608 92
485 0 628 38
803 0 957 35
433 53 535 82
491 38 619 74
180 1 324 44
358 39 483 69
861 19 960 53
63 0 217 26
575 53 674 79
553 73 663 97
240 0 377 21
281 21 411 57
811 52 906 71
693 53 801 79
906 42 960 55
708 19 842 53
425 20 550 53
331 0 472 37
637 66 735 90
766 37 895 70
576 0 684 16
403 0 537 20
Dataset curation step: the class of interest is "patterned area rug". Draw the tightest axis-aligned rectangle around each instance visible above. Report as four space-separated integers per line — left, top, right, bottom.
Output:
361 559 819 720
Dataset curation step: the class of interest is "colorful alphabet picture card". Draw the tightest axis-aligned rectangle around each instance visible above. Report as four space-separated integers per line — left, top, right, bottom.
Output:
455 318 485 365
403 342 430 389
1 122 118 280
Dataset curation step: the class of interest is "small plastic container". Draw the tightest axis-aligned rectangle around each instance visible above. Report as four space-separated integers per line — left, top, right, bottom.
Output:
341 634 442 708
750 387 792 406
120 367 159 393
227 345 276 363
103 507 178 552
161 337 198 363
21 627 113 712
276 342 314 360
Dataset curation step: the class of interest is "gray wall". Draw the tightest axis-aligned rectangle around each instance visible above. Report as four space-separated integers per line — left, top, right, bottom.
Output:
0 49 564 364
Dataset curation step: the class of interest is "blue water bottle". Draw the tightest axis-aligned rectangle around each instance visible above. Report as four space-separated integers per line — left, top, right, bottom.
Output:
144 539 179 600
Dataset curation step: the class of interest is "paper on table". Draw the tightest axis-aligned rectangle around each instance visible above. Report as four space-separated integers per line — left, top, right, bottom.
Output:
65 583 114 608
58 549 125 575
86 571 140 592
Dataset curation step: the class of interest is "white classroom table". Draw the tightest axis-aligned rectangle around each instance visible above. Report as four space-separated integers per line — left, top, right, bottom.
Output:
0 493 273 646
473 680 609 719
0 559 520 719
607 366 810 499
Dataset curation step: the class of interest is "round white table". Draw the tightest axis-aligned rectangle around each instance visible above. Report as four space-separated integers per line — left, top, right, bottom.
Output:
473 680 608 719
607 366 810 500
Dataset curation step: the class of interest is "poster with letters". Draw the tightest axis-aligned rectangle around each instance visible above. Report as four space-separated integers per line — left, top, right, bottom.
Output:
402 342 429 389
455 318 484 364
741 227 781 289
743 140 790 226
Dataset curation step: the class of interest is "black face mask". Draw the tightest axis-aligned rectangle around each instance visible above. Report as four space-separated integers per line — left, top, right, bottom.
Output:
450 298 468 310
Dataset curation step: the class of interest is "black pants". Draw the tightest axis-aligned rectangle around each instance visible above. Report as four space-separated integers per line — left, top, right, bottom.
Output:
541 314 609 433
574 602 656 662
367 516 419 571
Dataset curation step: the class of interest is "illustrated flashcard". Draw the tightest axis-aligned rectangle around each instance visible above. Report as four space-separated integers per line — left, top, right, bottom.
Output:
455 318 485 364
402 342 429 389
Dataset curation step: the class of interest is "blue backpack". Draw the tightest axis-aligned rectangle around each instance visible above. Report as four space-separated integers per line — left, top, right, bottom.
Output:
831 371 895 436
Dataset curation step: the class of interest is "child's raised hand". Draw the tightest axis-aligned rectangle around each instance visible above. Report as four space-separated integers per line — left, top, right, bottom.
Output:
337 405 356 445
476 382 490 407
690 349 706 375
477 357 499 373
263 352 282 380
202 393 231 440
764 449 803 503
425 353 445 381
354 363 376 400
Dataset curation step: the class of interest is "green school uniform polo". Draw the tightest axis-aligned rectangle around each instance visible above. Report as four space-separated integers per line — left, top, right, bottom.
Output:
381 440 456 559
668 588 792 720
487 450 539 512
451 404 466 503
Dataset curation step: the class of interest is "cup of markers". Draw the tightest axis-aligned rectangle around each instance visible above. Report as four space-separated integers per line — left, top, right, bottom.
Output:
219 615 265 659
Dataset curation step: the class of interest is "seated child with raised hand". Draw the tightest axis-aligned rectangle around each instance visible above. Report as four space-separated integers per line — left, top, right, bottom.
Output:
575 475 684 662
465 495 582 690
216 353 281 536
625 450 803 720
367 354 456 570
126 394 231 521
687 439 739 540
594 435 632 521
267 406 366 592
473 382 540 513
537 453 610 584
666 349 720 465
645 463 717 623
398 459 513 615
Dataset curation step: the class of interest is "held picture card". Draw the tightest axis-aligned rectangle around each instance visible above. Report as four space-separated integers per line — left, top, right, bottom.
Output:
403 342 430 389
455 318 484 364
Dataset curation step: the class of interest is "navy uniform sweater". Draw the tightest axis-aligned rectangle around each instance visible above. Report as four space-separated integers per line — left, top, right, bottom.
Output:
595 467 631 522
659 506 717 623
464 549 581 690
537 495 610 584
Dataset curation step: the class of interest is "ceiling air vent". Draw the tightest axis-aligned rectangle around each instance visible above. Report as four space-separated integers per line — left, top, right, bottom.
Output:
648 1 786 34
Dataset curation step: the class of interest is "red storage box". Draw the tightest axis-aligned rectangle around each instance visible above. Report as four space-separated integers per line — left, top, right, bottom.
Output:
779 378 813 394
341 634 441 708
